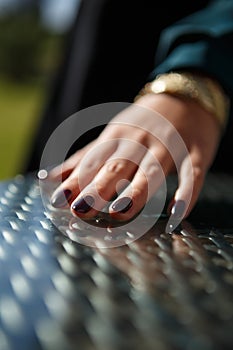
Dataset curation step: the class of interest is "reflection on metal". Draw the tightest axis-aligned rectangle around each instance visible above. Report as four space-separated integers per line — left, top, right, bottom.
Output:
0 173 233 350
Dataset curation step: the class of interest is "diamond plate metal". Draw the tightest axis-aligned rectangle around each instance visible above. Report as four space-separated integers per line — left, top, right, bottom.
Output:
0 173 233 350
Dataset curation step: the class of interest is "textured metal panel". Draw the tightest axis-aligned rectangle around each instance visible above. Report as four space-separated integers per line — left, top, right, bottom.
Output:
0 173 233 350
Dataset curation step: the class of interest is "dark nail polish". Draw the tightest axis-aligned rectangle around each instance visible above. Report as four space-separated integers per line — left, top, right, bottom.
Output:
167 199 175 215
72 195 95 214
112 197 133 213
165 219 178 234
165 200 186 233
171 200 186 219
51 189 72 208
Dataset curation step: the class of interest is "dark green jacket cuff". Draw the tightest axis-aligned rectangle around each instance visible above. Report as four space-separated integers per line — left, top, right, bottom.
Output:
150 0 233 99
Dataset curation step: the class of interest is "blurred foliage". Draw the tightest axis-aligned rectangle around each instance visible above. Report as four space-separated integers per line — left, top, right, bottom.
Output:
0 3 64 81
0 78 44 179
0 2 68 179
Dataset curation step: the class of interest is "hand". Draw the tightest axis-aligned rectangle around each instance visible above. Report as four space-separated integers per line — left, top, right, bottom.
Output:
49 93 221 227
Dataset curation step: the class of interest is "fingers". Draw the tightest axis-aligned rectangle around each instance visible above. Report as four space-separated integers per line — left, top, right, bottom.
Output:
50 140 117 208
48 141 96 181
70 159 135 218
51 133 176 222
50 133 207 232
108 147 173 221
70 140 146 218
166 151 206 232
48 153 80 182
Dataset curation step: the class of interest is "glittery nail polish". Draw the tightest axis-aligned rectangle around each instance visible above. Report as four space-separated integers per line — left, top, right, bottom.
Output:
51 189 72 208
112 197 133 213
72 195 95 214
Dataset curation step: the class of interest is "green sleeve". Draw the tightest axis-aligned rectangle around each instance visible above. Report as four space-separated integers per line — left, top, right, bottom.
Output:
150 0 233 98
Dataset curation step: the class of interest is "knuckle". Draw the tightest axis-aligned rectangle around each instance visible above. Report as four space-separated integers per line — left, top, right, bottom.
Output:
133 187 145 199
192 165 205 183
145 163 161 179
134 130 148 144
83 159 98 172
106 159 127 174
94 181 106 197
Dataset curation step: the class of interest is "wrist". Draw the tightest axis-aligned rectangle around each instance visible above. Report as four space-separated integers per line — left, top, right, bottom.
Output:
135 72 230 131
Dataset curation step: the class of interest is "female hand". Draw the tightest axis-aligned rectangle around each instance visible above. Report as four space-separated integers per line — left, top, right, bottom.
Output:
49 93 221 227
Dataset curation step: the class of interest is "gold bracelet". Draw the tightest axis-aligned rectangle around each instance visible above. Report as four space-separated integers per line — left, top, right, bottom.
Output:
135 72 229 129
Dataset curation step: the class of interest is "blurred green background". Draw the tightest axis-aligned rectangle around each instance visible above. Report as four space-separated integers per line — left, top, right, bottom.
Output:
0 0 79 179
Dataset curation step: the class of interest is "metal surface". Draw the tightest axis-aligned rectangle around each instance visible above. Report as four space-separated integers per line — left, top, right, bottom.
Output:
0 173 233 350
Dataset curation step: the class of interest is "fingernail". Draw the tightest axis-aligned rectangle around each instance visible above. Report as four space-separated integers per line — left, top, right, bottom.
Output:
167 199 175 215
112 197 133 213
72 195 95 214
165 219 181 234
170 200 186 218
51 189 72 208
166 200 186 233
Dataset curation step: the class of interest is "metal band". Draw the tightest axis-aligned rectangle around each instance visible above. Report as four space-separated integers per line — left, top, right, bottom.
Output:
135 72 229 130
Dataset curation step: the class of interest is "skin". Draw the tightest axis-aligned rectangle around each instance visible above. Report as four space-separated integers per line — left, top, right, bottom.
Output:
49 92 221 221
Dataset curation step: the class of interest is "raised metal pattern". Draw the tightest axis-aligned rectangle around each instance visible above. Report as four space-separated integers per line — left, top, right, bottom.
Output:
0 173 233 350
